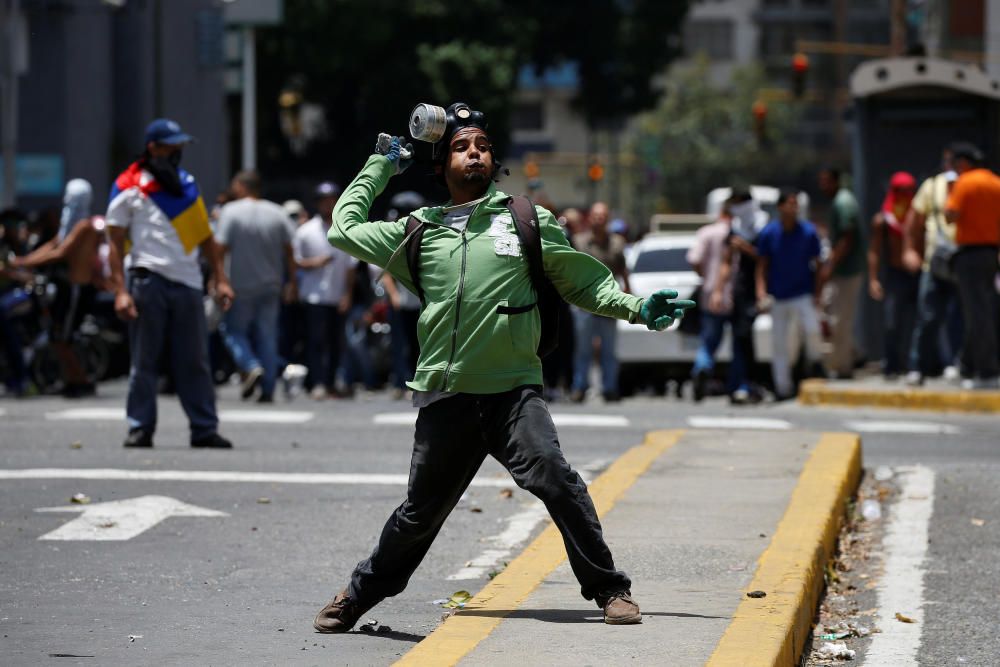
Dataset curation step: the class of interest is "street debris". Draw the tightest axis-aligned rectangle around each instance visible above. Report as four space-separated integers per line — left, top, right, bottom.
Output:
70 493 90 505
70 441 82 449
971 518 985 527
441 590 472 609
894 612 915 624
128 634 143 642
746 590 766 599
816 641 856 660
256 497 271 504
98 521 117 529
499 488 513 499
807 467 896 665
360 619 392 634
873 466 893 482
860 499 881 521
469 506 483 513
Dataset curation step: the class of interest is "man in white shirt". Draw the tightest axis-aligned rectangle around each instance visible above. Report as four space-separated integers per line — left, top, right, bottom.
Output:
294 182 355 398
106 118 234 449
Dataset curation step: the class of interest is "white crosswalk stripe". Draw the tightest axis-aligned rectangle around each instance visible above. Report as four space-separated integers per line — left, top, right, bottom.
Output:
844 420 960 435
44 407 314 424
687 416 792 430
373 412 629 428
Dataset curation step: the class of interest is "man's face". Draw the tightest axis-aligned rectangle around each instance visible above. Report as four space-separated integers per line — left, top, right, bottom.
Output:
941 149 953 172
818 170 837 196
779 196 799 219
444 128 494 193
147 142 183 161
589 203 609 231
317 195 337 218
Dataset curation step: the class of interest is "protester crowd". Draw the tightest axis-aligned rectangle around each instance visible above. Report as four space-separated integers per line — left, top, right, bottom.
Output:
689 141 1000 402
1 123 999 414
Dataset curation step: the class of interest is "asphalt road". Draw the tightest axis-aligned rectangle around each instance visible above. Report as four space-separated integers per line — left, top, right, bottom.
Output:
1 380 997 666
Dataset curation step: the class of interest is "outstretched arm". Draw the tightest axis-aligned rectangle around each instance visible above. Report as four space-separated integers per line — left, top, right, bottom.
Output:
538 209 693 329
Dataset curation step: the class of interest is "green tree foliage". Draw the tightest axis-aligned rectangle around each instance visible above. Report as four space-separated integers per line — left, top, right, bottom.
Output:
632 58 811 213
255 0 689 192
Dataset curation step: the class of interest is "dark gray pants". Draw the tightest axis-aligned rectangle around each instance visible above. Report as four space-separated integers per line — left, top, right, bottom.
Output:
954 246 1000 379
349 385 630 605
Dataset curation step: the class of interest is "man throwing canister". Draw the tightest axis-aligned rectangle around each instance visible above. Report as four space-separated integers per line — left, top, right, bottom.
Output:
313 102 694 631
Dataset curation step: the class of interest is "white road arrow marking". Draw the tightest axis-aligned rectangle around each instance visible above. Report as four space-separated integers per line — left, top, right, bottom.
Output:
373 412 629 428
35 495 228 541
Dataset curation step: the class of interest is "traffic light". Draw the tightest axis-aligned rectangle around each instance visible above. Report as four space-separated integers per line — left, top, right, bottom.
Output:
587 160 604 182
792 52 809 98
752 100 768 146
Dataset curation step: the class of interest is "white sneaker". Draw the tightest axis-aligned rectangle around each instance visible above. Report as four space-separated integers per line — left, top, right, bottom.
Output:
943 366 961 382
961 377 1000 390
904 371 924 387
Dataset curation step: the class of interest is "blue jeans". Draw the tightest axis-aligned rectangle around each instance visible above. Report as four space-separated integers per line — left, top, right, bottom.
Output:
692 311 748 393
221 290 281 397
342 304 376 389
908 270 962 375
126 271 217 439
571 308 619 394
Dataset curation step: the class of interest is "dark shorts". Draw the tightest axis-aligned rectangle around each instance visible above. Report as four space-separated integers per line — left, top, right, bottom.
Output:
50 280 96 342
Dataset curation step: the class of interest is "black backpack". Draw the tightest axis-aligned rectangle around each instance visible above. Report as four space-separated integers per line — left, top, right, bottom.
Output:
404 195 562 358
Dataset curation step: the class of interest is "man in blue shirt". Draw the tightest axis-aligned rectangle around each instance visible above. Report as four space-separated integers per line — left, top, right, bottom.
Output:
755 189 824 399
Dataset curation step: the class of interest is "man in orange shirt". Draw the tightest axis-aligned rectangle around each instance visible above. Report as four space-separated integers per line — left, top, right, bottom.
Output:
946 142 1000 389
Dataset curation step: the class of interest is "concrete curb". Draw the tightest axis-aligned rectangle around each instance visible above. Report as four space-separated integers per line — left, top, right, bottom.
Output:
798 378 1000 413
707 433 863 667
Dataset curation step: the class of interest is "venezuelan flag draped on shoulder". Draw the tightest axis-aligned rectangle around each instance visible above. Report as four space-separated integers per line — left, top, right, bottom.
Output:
109 161 212 254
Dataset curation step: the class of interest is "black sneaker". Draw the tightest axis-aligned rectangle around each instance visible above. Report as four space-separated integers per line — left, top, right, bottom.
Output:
190 433 233 449
123 429 153 448
692 370 708 402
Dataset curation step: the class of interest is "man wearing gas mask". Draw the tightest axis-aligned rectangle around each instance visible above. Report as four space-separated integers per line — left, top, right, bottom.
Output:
315 103 694 631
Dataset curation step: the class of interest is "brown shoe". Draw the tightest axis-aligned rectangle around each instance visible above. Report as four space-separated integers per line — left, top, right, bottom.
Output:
313 588 376 633
601 590 642 625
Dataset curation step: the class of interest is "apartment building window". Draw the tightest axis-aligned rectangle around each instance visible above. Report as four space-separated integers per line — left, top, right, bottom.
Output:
684 19 734 60
512 101 545 131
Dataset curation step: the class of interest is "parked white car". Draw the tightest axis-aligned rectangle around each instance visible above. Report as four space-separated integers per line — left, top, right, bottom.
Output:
615 231 800 394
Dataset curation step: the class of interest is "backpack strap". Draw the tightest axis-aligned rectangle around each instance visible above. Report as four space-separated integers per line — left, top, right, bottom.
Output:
403 215 427 305
506 195 545 291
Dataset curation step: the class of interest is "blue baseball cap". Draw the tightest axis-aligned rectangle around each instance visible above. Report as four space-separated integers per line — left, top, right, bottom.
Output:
144 118 195 146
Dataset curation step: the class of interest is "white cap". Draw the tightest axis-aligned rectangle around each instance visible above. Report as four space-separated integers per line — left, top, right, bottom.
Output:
944 170 958 183
283 199 305 217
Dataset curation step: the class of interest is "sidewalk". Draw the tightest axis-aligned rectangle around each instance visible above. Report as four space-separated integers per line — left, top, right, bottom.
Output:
394 429 862 667
799 376 1000 413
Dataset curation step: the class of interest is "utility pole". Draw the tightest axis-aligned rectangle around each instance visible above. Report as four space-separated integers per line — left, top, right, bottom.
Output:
0 0 22 208
241 26 256 170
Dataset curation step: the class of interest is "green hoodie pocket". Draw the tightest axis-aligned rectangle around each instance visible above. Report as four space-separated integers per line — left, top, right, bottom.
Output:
499 301 540 356
415 300 453 371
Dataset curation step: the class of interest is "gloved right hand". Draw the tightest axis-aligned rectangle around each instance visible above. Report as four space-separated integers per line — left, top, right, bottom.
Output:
376 134 414 176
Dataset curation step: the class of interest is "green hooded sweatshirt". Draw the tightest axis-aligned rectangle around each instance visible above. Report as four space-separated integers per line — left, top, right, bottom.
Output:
329 154 644 394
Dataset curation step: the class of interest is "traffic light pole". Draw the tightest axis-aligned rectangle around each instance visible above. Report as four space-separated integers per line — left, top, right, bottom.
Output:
241 25 256 170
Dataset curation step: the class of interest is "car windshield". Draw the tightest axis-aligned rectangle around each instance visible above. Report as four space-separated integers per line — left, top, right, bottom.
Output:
632 247 691 273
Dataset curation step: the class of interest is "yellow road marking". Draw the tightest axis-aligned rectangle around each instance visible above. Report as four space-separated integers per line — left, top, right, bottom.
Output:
799 378 1000 413
707 432 862 667
393 429 684 667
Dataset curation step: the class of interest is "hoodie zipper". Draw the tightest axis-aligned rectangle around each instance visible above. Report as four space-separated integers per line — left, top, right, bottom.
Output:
441 198 486 390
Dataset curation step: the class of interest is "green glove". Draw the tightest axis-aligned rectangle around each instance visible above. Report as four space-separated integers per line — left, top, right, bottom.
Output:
639 289 696 331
